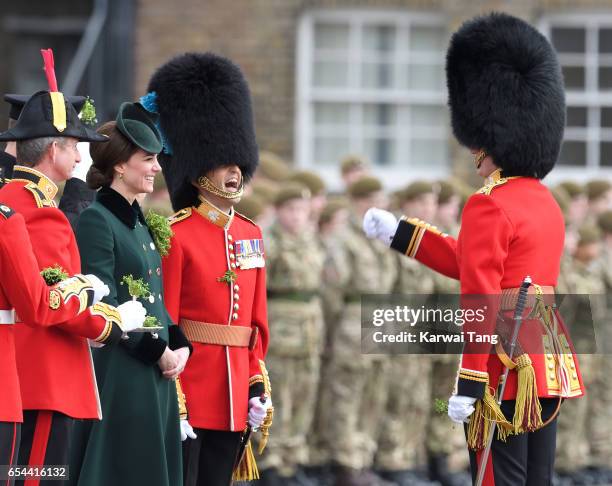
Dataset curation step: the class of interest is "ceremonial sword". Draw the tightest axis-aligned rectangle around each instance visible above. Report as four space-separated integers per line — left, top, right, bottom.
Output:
475 276 532 486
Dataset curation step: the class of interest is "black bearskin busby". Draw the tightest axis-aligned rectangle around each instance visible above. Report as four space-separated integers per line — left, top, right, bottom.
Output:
147 52 258 210
446 12 565 179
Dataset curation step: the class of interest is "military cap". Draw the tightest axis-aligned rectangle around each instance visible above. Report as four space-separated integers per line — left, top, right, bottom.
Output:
437 180 457 204
251 179 279 205
597 210 612 235
115 102 162 154
340 154 369 175
550 186 571 216
274 183 311 207
236 195 265 220
399 180 435 203
347 176 383 199
5 93 87 121
259 151 292 182
319 199 348 226
577 225 602 245
557 181 584 199
289 170 326 196
585 180 611 202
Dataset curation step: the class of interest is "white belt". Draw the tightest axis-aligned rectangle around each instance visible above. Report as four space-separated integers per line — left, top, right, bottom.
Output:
0 309 15 324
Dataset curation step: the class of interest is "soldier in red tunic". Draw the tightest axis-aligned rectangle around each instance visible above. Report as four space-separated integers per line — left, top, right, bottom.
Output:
0 82 146 482
363 13 584 486
0 204 112 481
145 52 272 486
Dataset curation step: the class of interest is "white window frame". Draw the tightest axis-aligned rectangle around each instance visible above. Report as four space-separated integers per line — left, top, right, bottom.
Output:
539 13 612 184
295 9 450 191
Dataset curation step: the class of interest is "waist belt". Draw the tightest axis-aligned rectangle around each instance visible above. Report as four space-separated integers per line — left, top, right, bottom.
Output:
500 285 555 310
267 290 318 302
180 319 256 349
0 309 15 325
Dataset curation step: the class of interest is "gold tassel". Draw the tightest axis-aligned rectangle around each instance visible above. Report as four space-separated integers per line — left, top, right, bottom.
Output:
258 406 274 454
467 387 513 450
232 441 259 481
512 354 543 433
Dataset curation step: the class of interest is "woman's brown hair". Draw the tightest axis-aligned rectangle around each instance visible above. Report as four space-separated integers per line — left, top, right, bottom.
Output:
87 121 139 189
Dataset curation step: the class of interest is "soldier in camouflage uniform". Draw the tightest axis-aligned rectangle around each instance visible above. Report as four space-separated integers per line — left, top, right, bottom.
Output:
555 225 606 482
585 180 612 225
317 176 397 486
259 184 326 486
375 181 438 486
290 170 328 230
339 155 370 191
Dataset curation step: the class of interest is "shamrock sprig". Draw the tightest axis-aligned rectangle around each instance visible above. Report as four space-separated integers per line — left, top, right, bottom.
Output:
79 97 98 126
120 274 151 300
217 270 238 285
40 264 69 285
145 210 173 257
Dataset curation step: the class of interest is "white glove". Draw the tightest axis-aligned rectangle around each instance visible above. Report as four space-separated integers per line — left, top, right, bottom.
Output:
180 419 197 441
84 274 110 305
117 300 147 332
248 396 272 429
362 208 399 246
448 395 477 424
72 142 92 182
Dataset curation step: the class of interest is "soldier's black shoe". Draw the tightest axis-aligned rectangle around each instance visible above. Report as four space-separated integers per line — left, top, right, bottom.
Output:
427 454 468 486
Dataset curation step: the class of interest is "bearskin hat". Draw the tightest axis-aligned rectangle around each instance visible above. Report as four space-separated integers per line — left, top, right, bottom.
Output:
446 12 565 179
147 52 258 210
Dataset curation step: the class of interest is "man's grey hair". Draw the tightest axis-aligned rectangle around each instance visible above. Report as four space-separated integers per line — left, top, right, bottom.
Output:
16 137 69 167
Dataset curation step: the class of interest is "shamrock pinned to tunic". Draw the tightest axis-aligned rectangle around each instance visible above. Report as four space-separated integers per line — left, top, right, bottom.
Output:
217 270 238 285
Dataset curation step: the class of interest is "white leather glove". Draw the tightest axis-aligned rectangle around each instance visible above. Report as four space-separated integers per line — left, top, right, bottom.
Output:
117 301 147 332
72 142 92 182
180 419 197 441
248 396 272 429
362 208 399 246
83 274 110 305
448 395 477 424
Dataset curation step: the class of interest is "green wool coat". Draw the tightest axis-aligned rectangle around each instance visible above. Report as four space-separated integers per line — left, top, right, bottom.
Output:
68 186 182 486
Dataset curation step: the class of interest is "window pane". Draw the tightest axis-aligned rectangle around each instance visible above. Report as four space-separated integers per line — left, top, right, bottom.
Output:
558 141 587 166
410 139 449 168
313 60 349 87
599 67 612 90
363 25 395 53
551 27 586 53
364 137 395 166
314 136 350 165
410 25 446 52
315 23 350 50
314 103 350 125
403 63 445 90
599 28 612 54
362 62 394 88
601 142 612 167
562 66 586 90
364 104 397 126
411 105 447 127
602 107 612 128
567 106 588 127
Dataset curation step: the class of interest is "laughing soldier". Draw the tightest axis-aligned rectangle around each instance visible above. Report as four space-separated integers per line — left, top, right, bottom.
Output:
363 13 585 485
146 52 272 486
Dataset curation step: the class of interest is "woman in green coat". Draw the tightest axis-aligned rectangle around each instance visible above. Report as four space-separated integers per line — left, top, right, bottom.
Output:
69 102 191 486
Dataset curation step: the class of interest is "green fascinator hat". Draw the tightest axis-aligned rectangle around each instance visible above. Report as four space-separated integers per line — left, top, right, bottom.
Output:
116 102 162 154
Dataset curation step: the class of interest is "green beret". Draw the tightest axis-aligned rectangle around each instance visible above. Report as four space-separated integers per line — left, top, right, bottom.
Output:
550 186 570 216
258 151 291 182
340 154 369 175
319 198 348 226
347 176 383 198
399 180 435 203
250 179 279 205
115 102 162 154
274 183 311 207
236 195 265 220
577 224 602 246
289 170 326 195
597 210 612 234
557 181 584 199
437 180 457 204
586 179 611 201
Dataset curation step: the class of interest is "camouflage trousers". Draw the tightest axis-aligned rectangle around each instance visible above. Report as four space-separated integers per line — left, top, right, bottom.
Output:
312 304 390 469
258 299 323 476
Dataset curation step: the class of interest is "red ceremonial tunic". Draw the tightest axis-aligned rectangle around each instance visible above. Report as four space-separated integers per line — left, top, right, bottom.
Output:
0 166 123 419
390 170 585 402
162 196 269 431
0 206 98 422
